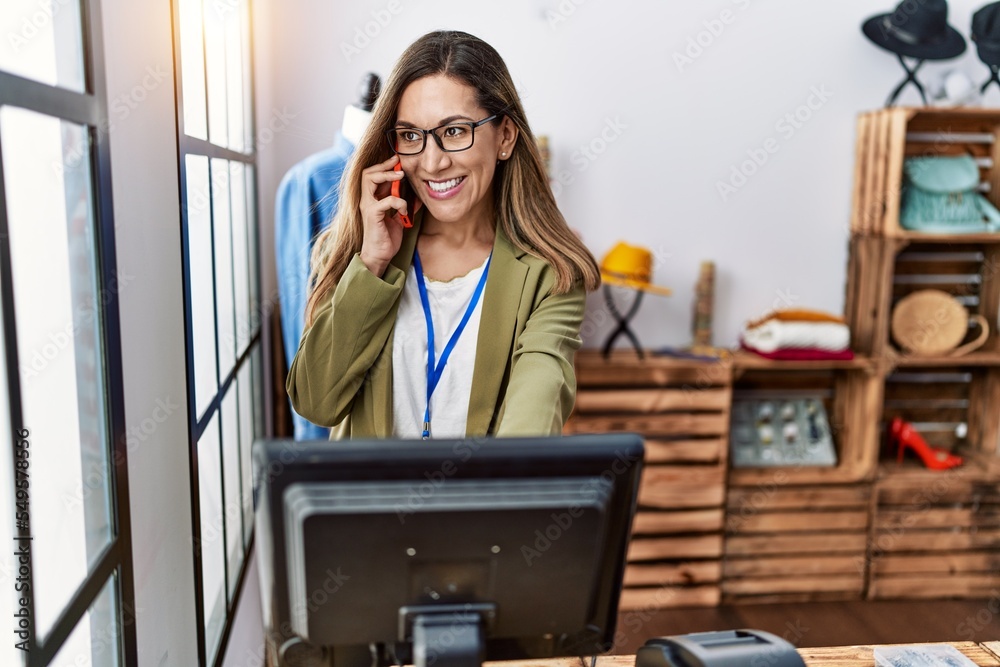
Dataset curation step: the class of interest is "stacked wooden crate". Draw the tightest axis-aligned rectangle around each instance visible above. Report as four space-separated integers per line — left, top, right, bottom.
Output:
848 107 1000 600
721 364 878 603
723 483 870 603
869 467 1000 599
565 350 732 610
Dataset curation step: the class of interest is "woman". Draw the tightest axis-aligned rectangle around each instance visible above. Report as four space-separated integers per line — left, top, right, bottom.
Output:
287 30 601 439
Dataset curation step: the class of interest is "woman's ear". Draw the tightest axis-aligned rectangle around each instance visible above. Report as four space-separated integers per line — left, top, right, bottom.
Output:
498 116 519 160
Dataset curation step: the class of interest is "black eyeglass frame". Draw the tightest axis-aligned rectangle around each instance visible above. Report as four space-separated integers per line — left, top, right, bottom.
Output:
386 113 500 155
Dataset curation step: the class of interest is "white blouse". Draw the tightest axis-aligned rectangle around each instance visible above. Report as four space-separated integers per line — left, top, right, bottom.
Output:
391 255 489 438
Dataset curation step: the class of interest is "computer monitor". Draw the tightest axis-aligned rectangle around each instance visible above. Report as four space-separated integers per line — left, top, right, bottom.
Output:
252 434 644 667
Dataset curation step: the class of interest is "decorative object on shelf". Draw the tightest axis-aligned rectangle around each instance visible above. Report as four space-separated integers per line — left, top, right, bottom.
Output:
741 309 853 361
730 394 838 467
655 261 732 361
929 69 979 106
693 261 715 348
888 416 963 469
890 289 990 356
900 155 1000 233
861 0 967 106
599 242 672 359
972 1 1000 94
536 134 551 179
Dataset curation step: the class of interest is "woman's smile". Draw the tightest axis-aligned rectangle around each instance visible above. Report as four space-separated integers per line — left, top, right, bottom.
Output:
424 175 467 199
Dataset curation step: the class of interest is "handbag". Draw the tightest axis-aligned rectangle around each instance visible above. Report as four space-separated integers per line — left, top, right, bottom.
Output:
900 155 1000 233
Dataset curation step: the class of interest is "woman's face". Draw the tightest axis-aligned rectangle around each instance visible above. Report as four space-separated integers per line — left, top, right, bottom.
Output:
395 74 516 226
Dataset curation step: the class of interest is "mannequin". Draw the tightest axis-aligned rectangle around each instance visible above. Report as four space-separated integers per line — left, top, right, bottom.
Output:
275 72 381 440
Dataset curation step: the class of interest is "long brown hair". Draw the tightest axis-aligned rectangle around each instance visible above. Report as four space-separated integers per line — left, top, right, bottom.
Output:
305 30 601 328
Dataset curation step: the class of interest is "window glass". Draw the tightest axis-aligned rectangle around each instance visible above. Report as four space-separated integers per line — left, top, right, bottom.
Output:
198 413 226 664
0 106 113 641
177 0 208 140
0 0 85 92
47 575 121 667
212 159 235 380
186 154 218 420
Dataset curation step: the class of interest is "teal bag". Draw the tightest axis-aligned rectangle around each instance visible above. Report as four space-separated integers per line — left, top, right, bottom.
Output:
900 155 1000 233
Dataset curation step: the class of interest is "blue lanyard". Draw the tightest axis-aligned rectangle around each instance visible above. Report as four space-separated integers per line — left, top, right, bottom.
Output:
412 249 492 439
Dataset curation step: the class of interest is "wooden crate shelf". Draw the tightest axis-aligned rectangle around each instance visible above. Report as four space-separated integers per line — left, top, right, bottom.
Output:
845 110 1000 602
727 367 883 486
882 365 1000 456
573 110 1000 604
868 471 1000 600
722 483 870 604
852 107 1000 239
568 350 731 609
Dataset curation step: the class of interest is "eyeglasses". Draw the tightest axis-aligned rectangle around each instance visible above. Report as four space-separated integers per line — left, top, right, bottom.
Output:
386 114 499 155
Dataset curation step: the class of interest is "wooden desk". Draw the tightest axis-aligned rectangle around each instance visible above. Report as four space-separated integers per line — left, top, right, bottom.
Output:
497 641 1000 667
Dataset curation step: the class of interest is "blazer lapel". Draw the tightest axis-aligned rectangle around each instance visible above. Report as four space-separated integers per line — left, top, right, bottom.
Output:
466 227 528 435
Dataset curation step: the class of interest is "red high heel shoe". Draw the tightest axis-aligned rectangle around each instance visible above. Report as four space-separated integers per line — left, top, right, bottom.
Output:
888 417 963 470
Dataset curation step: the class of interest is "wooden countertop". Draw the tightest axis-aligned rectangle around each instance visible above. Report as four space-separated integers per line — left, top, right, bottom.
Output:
493 641 1000 667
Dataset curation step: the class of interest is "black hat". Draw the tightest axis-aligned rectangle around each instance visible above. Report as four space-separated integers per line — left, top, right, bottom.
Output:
973 2 1000 66
862 0 966 60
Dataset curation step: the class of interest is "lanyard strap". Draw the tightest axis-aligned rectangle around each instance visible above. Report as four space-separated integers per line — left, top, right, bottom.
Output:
413 249 492 439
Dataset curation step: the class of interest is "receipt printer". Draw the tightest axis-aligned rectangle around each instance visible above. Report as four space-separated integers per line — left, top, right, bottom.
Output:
636 629 806 667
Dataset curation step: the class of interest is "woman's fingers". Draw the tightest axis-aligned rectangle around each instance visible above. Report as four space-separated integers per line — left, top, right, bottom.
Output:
377 196 408 220
361 155 404 198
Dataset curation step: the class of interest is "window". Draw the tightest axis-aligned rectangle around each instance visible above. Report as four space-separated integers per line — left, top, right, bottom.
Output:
0 1 137 665
172 0 263 664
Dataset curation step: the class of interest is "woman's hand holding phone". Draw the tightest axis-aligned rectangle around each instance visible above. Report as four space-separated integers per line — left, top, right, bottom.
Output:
359 154 410 277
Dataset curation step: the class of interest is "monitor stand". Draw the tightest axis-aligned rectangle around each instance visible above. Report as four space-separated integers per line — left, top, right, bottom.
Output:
413 613 483 667
399 604 497 667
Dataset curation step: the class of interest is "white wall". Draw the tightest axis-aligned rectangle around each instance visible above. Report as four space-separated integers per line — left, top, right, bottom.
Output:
254 0 1000 350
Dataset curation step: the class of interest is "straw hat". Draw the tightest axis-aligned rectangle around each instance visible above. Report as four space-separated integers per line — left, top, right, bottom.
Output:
891 289 989 356
600 242 672 296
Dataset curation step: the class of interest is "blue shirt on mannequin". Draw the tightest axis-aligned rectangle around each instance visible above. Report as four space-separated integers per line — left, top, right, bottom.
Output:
274 132 354 440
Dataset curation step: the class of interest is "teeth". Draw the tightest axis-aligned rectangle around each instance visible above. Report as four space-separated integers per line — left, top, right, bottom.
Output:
428 176 464 192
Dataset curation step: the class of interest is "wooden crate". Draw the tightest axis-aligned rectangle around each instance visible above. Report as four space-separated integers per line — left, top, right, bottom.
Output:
883 365 1000 456
567 350 731 609
844 235 906 358
890 243 1000 355
868 469 1000 599
726 367 882 486
722 484 870 604
851 107 1000 240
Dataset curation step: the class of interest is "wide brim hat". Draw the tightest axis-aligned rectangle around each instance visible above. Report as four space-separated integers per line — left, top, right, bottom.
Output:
862 0 966 60
600 242 672 296
973 2 1000 66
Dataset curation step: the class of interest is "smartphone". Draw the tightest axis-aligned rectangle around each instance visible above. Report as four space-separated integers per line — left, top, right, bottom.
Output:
390 161 413 228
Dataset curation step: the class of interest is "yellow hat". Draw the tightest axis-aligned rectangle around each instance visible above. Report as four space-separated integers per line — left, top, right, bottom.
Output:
600 242 672 296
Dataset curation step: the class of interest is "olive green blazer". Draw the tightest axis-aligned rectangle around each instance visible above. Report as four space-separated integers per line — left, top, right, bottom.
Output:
286 213 586 439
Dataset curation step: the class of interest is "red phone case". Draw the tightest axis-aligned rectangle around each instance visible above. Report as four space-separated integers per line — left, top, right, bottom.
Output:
391 162 413 228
